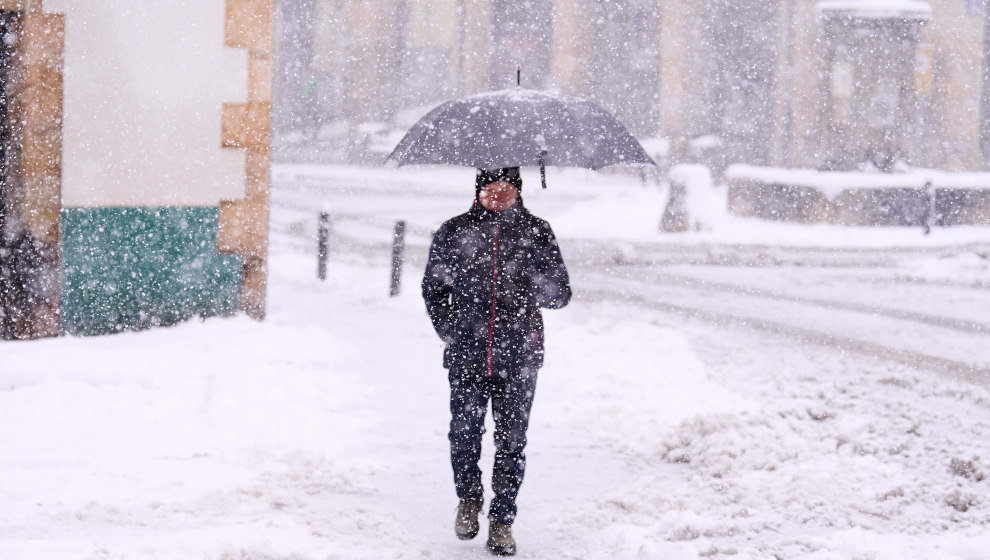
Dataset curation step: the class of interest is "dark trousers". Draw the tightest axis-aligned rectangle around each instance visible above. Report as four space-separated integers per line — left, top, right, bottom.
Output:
448 366 537 525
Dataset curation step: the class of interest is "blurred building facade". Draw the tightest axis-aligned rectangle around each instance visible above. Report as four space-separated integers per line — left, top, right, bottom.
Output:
274 0 990 173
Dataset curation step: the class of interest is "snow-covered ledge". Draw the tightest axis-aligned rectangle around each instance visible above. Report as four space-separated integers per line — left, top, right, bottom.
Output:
726 165 990 227
816 0 932 20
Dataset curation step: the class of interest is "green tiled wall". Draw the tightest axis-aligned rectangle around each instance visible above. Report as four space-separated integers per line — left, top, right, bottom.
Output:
61 207 243 336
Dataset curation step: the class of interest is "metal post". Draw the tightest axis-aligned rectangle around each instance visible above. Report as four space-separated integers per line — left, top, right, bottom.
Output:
782 0 795 166
390 220 406 297
980 0 990 166
318 211 329 280
923 181 935 235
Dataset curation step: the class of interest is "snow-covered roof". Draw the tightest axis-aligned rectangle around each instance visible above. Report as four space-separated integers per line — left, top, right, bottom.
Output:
816 0 931 20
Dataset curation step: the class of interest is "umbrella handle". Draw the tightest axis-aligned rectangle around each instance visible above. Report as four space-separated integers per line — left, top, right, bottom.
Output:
539 149 547 189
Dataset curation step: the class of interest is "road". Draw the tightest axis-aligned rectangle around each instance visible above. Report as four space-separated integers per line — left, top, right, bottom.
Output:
2 167 988 559
273 170 990 389
265 166 990 559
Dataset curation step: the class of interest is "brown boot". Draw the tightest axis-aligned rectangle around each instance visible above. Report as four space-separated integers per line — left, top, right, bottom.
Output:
487 522 516 556
455 499 483 540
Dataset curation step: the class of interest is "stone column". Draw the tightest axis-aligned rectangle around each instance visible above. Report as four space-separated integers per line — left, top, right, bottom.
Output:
658 0 708 164
458 0 491 95
219 0 274 320
2 1 64 339
550 0 592 97
924 0 982 170
787 0 827 168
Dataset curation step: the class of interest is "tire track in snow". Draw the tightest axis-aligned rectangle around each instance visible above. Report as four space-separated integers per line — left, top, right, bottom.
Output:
577 280 990 389
565 238 990 270
600 267 990 336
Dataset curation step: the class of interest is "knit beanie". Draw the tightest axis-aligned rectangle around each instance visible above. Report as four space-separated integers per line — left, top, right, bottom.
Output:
475 167 522 195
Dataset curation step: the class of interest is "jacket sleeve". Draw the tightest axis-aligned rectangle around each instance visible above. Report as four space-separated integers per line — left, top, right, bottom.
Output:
530 222 571 309
422 224 456 342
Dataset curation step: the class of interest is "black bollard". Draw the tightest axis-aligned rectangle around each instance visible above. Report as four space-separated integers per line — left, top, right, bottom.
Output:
318 212 329 280
390 220 406 297
660 177 689 232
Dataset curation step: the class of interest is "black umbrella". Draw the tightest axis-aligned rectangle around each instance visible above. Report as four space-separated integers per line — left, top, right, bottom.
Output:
386 88 655 187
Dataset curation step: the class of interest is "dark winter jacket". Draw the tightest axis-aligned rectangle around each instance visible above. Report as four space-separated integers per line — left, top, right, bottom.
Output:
422 198 571 378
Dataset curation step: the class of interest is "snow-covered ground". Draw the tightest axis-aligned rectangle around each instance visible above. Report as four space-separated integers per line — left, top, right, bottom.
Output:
2 165 989 559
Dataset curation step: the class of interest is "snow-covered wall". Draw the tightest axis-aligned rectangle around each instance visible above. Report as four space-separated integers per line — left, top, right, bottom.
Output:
726 164 990 226
46 0 248 207
816 0 932 20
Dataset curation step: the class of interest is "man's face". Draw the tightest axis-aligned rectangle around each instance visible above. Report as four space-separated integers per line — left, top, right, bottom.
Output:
478 181 518 213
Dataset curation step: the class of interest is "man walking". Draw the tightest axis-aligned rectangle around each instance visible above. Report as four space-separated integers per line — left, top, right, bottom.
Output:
422 167 571 556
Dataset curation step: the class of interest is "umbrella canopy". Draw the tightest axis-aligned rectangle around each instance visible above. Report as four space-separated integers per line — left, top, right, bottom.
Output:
386 89 656 171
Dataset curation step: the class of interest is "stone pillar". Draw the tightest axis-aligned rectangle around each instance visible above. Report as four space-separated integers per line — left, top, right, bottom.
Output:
346 0 380 124
924 0 983 170
771 0 795 167
787 0 827 168
550 0 592 97
1 1 64 340
458 0 491 95
219 0 274 320
658 0 708 164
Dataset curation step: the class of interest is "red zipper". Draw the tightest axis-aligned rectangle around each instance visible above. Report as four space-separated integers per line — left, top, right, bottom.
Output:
486 221 500 378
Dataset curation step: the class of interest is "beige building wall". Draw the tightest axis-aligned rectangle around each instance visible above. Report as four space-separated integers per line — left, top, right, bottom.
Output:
793 0 828 169
550 0 593 98
772 1 983 171
407 0 457 51
771 0 794 167
311 0 341 75
45 0 249 207
405 0 458 105
297 0 990 173
1 0 273 334
771 0 827 168
923 0 983 171
345 0 390 123
459 0 492 95
658 0 710 162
